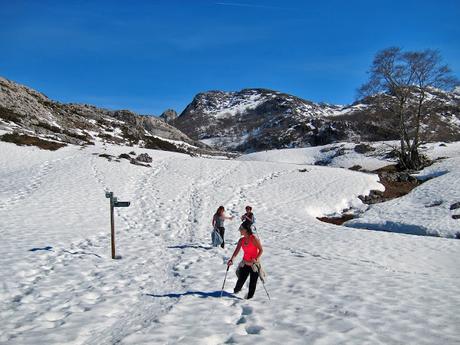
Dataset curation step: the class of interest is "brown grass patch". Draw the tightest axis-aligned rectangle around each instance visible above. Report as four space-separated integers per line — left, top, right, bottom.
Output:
37 121 62 133
317 214 355 225
144 136 188 154
1 133 67 150
0 106 24 124
374 164 399 173
377 177 419 199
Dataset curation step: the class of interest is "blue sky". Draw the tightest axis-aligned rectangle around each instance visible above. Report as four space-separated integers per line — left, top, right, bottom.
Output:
1 0 459 115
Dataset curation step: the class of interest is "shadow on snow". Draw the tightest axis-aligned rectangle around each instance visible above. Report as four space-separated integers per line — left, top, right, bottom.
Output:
345 221 452 238
29 246 53 252
146 290 241 299
167 243 214 250
62 249 102 258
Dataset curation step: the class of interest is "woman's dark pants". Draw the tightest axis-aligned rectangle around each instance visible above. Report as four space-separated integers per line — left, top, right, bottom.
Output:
234 265 259 299
217 227 225 248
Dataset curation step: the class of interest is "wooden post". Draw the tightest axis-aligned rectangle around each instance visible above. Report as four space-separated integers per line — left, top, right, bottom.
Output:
110 194 115 259
105 191 130 260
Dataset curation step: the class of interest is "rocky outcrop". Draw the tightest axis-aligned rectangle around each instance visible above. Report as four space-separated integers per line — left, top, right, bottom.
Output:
0 77 221 155
159 109 178 123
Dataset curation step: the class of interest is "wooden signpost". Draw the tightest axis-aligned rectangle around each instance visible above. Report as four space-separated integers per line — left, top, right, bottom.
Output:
105 191 130 259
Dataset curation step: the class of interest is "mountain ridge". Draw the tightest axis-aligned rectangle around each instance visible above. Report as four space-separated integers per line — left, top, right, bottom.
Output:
2 77 459 154
0 77 221 155
172 87 460 152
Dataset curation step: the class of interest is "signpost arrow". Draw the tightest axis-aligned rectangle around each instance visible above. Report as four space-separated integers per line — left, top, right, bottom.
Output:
114 201 130 207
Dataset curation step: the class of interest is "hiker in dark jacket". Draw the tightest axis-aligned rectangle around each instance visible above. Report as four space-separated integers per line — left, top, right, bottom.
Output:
241 205 255 226
212 206 234 248
227 221 263 299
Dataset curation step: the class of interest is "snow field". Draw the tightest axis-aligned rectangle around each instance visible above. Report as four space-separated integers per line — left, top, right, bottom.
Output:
0 141 459 344
345 152 460 238
237 142 396 170
241 142 460 237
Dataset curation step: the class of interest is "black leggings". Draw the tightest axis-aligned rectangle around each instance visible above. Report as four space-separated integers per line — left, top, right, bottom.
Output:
217 227 225 248
234 265 259 299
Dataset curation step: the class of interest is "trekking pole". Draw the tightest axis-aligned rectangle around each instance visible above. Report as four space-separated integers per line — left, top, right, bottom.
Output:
253 225 261 242
220 265 230 297
254 263 270 301
261 281 271 300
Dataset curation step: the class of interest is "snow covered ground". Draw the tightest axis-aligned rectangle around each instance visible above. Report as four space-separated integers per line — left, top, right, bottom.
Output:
345 154 460 238
241 141 460 238
237 142 395 170
0 141 459 344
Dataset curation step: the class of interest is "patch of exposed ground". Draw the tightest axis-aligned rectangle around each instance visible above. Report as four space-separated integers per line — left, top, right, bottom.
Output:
0 132 67 150
318 164 421 225
359 165 421 204
317 214 355 225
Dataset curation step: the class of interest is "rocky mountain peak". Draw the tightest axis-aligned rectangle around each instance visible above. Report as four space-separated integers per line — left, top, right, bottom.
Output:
159 109 178 123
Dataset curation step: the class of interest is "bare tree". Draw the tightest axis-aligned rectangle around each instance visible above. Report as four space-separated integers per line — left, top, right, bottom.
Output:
359 47 458 170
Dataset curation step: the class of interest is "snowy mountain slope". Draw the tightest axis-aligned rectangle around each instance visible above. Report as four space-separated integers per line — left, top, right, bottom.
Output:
1 141 459 344
0 77 216 155
3 77 459 156
172 88 347 151
173 88 460 152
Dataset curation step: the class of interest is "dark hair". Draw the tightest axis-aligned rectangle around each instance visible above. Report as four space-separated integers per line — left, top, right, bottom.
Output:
245 205 252 211
215 206 225 216
240 220 253 235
